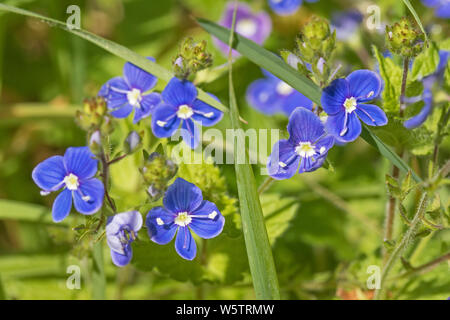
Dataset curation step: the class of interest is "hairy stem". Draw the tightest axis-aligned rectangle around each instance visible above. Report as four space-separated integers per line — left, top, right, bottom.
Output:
399 58 409 117
389 252 450 281
100 152 116 213
383 164 400 262
258 177 274 195
374 191 428 300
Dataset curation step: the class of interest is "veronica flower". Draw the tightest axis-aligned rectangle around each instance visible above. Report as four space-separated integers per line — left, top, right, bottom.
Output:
268 0 318 16
267 107 335 179
99 57 161 123
151 77 223 149
146 178 225 260
404 50 449 129
214 2 271 56
106 211 143 267
331 10 363 41
421 0 450 19
246 69 313 116
32 147 104 222
321 70 388 142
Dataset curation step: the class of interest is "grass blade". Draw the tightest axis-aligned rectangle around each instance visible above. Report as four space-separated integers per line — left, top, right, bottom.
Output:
226 3 280 300
91 240 106 300
198 18 422 182
0 274 6 300
0 3 228 113
402 0 429 42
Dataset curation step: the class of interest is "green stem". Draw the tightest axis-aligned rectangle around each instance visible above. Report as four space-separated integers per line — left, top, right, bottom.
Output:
388 252 450 281
227 1 280 300
374 192 428 300
91 240 106 300
258 177 274 195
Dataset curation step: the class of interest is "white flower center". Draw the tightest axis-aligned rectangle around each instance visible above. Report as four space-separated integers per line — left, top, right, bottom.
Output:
236 18 257 37
295 142 316 158
177 104 194 119
174 211 192 227
127 88 142 108
276 82 294 96
64 173 79 191
343 97 357 113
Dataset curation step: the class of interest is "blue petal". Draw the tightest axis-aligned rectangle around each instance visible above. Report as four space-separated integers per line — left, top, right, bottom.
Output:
189 201 225 239
106 211 143 236
32 155 66 191
287 107 325 144
175 226 197 260
151 104 180 138
436 3 450 19
123 57 158 92
421 0 441 7
110 103 133 118
268 0 301 16
246 79 280 115
162 77 197 107
73 178 104 215
404 89 433 129
133 92 161 123
347 70 382 102
321 78 349 115
326 111 361 142
191 96 223 126
355 103 388 126
99 77 130 110
163 178 203 213
181 119 200 149
314 135 335 156
267 139 300 180
106 234 125 255
52 189 73 222
110 245 132 267
63 147 98 180
298 155 326 173
146 207 177 245
281 91 313 116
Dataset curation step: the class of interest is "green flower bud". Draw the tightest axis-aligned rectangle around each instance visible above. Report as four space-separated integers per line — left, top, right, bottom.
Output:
123 130 143 154
75 97 113 133
385 18 425 58
173 37 213 79
88 130 102 156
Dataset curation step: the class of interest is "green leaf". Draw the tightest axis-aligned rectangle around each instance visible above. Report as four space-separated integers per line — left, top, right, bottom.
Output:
411 42 440 81
91 240 106 300
224 8 280 299
261 195 298 245
0 274 6 300
0 3 228 114
373 45 402 113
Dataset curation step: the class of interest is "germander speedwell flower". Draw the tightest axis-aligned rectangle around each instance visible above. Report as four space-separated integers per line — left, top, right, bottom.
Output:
146 178 225 260
32 147 104 222
99 57 161 123
268 0 318 16
246 69 313 116
267 107 335 179
321 69 388 142
421 0 450 19
106 211 143 267
214 2 272 57
151 77 223 149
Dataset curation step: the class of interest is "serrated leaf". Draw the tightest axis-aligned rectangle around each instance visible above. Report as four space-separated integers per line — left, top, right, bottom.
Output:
411 42 440 81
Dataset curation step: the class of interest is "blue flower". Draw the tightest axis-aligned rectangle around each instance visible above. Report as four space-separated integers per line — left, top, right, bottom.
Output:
99 57 162 124
214 2 272 57
151 77 223 149
106 211 143 267
146 178 225 260
421 0 450 19
268 0 318 16
321 70 388 142
331 10 363 41
246 70 313 116
32 147 105 222
404 50 449 129
267 107 335 180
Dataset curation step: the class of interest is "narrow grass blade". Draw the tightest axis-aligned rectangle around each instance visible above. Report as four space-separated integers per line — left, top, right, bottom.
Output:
402 0 429 42
0 274 6 300
226 3 280 300
0 4 228 113
91 240 106 300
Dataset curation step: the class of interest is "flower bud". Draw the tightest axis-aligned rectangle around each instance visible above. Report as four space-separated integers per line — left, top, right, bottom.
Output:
88 130 102 155
173 37 213 79
385 18 425 58
124 130 143 154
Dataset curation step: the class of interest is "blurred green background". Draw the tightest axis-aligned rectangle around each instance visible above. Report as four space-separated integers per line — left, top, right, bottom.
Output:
0 0 448 300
